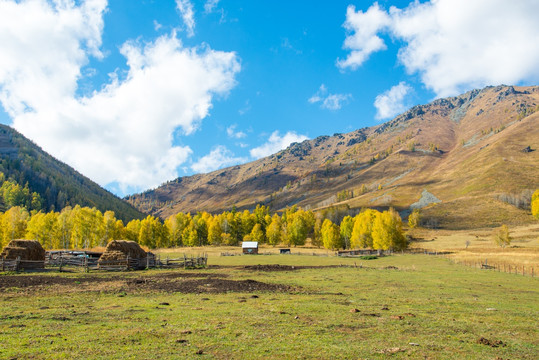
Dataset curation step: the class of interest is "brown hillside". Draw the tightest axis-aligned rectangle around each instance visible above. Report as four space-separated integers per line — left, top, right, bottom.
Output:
127 85 539 229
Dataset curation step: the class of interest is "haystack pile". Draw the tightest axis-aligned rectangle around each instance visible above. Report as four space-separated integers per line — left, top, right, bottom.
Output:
98 240 147 263
0 239 45 260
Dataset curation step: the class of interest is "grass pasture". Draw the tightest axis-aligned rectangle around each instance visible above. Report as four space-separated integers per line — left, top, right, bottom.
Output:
1 253 538 359
410 224 539 274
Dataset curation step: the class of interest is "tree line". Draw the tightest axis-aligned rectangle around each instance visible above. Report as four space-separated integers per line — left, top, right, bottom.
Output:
0 204 408 251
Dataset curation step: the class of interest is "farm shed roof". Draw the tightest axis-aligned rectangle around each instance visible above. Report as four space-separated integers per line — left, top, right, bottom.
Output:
242 241 258 248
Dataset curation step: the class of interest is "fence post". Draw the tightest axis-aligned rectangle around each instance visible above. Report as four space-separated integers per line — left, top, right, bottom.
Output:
84 256 89 273
2 256 4 272
126 255 130 271
184 254 187 269
146 255 150 270
16 256 20 272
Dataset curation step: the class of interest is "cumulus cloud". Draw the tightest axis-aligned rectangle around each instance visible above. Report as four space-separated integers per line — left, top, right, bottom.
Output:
191 145 247 174
0 0 106 117
176 0 195 37
309 84 352 110
226 124 246 139
250 131 308 159
337 3 391 70
0 0 240 194
339 0 539 96
374 82 412 120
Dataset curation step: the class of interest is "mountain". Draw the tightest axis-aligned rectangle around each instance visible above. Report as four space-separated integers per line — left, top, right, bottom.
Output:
0 124 144 222
127 85 539 229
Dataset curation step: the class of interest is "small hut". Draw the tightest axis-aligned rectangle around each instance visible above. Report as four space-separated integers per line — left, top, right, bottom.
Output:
242 241 258 254
0 239 46 270
98 240 148 270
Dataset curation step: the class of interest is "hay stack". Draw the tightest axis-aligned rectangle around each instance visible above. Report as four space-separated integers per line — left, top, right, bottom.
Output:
98 240 147 263
0 240 45 260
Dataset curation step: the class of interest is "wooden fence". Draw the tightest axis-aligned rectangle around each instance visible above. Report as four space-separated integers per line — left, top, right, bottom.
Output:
447 257 536 278
1 253 208 272
0 256 45 271
41 253 208 272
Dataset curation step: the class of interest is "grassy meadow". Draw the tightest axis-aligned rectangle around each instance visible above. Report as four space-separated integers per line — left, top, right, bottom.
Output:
410 224 539 272
1 251 538 359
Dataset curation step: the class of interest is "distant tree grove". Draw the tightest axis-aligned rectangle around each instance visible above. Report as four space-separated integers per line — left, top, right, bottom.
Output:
0 204 407 252
532 189 539 220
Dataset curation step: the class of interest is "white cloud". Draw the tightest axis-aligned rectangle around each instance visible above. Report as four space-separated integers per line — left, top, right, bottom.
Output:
309 84 352 110
337 3 391 70
308 84 327 104
323 94 353 111
0 0 106 117
250 131 308 159
204 0 220 14
191 145 247 174
374 82 412 120
226 124 246 139
0 0 240 194
176 0 195 37
339 0 539 96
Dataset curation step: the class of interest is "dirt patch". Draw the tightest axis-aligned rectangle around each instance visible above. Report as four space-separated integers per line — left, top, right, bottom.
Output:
0 274 109 290
476 337 507 347
0 272 294 295
243 264 302 271
242 264 350 272
126 276 293 294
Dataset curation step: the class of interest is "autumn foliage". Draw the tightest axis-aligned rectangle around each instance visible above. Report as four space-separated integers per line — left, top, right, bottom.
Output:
532 189 539 220
0 203 406 252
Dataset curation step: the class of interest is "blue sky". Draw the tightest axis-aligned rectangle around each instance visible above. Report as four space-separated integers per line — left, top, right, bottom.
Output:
0 0 538 197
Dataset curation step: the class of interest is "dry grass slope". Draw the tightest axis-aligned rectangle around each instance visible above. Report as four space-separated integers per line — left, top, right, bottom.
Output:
128 85 539 230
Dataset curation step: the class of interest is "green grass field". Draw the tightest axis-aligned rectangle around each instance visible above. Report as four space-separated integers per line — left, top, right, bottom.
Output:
1 254 537 359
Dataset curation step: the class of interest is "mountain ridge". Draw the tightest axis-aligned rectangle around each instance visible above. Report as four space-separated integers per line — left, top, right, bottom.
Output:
0 124 145 222
127 85 539 229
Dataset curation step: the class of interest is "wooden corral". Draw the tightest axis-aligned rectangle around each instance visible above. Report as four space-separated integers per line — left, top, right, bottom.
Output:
44 246 207 272
1 240 208 272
